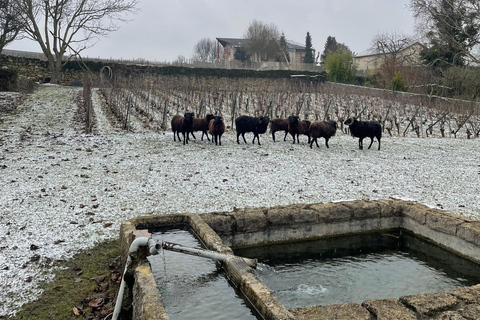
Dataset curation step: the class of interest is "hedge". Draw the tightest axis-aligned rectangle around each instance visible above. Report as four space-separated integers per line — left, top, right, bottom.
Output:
0 68 18 91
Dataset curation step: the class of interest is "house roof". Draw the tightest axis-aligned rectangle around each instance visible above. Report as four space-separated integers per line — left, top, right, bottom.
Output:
216 37 311 51
216 38 245 48
355 41 426 58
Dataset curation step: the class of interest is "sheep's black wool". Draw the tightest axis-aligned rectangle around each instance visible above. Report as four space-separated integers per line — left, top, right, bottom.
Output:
344 117 382 150
235 115 270 145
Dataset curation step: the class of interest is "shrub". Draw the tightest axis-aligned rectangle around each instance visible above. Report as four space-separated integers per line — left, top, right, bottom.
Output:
0 68 18 91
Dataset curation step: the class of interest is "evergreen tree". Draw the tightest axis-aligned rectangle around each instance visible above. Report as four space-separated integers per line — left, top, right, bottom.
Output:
391 72 407 92
321 36 338 63
303 32 314 64
234 47 250 62
411 0 479 68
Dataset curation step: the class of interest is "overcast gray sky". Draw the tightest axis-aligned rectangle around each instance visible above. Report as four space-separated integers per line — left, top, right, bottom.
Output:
8 0 416 63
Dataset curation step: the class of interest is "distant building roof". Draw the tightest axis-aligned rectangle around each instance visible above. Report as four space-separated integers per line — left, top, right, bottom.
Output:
355 42 425 58
216 37 312 51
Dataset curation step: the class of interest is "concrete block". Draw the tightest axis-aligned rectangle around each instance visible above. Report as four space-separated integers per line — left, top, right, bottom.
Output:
199 212 234 236
457 221 480 247
362 298 416 320
451 284 480 304
132 259 168 320
400 292 459 316
425 209 466 236
400 202 428 224
267 204 317 226
233 208 268 232
343 200 382 220
289 303 371 320
309 202 352 223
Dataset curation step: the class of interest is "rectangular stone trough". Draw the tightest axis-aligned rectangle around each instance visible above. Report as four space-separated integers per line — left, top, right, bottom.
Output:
119 199 480 320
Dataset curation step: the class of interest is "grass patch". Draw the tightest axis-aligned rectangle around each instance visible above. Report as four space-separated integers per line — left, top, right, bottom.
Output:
11 238 129 320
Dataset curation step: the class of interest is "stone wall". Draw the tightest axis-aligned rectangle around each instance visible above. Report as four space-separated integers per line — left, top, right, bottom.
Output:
0 54 90 85
120 199 480 320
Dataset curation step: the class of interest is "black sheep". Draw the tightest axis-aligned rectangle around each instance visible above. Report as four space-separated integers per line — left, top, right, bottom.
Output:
309 120 337 149
235 115 270 145
171 112 194 145
288 115 311 144
344 117 382 150
270 118 289 142
208 116 225 145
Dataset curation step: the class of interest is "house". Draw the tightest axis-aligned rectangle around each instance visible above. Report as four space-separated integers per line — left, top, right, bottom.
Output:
216 37 314 65
354 42 426 72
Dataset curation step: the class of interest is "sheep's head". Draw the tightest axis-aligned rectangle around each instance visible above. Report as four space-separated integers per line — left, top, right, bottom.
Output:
184 112 194 121
259 116 269 125
328 120 337 130
344 117 356 126
288 115 299 125
213 116 223 125
206 114 214 122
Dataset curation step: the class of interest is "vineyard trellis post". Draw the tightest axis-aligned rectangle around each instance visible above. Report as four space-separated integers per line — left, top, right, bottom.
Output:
323 100 332 121
267 101 273 119
231 96 237 129
124 95 132 130
382 102 392 132
198 97 205 118
162 97 169 130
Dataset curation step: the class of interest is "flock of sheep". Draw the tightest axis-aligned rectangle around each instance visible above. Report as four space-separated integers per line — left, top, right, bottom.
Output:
171 113 382 150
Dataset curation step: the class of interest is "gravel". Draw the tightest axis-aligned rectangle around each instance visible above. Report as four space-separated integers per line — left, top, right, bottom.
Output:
0 84 479 317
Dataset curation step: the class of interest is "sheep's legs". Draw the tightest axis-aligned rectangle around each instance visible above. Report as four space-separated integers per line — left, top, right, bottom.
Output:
291 133 297 144
272 131 276 142
367 137 374 149
173 131 177 141
359 138 364 150
283 131 288 141
201 131 210 141
325 138 329 148
252 134 261 145
182 132 188 145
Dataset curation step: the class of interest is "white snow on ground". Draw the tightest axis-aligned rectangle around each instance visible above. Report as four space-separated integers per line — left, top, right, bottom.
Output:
0 85 479 317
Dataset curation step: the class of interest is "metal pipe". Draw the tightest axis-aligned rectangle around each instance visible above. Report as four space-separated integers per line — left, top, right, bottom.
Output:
112 237 159 320
161 241 257 268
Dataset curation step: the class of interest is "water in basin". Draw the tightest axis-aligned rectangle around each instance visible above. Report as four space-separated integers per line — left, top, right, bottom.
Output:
235 230 480 308
148 227 260 320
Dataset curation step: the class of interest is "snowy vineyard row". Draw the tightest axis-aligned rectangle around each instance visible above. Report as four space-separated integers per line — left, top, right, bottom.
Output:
90 75 480 139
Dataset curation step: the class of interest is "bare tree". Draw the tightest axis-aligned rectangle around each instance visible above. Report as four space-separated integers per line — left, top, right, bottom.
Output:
16 0 138 83
0 0 24 54
370 31 416 61
243 19 280 62
409 0 480 65
369 31 419 87
192 38 221 62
